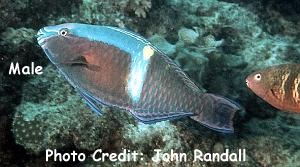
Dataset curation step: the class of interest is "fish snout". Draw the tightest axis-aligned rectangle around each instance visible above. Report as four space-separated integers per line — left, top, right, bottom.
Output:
245 76 254 90
37 28 45 37
245 79 249 87
36 27 56 46
37 28 46 45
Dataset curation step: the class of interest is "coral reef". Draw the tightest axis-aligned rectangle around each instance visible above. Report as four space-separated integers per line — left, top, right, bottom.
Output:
124 122 183 156
12 66 132 154
128 0 152 18
0 0 25 31
178 27 200 45
1 28 36 51
0 115 12 165
0 0 299 166
72 0 151 28
0 27 44 106
148 34 176 55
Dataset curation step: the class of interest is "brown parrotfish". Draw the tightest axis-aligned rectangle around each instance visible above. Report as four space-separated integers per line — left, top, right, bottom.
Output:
246 64 300 113
37 23 240 133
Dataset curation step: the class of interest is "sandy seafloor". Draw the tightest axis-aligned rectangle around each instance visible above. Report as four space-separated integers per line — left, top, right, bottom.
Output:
0 0 300 166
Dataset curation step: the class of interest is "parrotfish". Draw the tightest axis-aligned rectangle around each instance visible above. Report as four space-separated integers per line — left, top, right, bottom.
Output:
37 23 240 133
246 64 300 113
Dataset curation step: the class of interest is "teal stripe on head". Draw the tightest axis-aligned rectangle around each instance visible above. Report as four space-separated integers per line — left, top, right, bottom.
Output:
43 23 156 60
66 24 154 59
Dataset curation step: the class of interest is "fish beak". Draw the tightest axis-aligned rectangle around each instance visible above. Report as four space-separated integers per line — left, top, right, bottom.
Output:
37 28 44 36
36 27 56 47
245 79 249 87
37 28 46 38
37 28 47 46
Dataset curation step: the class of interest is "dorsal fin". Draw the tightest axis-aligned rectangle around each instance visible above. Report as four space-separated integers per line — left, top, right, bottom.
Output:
105 26 151 45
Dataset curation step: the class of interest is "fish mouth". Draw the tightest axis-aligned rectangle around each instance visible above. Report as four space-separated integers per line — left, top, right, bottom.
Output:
245 76 252 89
245 79 249 87
36 27 56 47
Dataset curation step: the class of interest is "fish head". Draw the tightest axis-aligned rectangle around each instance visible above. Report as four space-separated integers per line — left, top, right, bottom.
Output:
246 65 296 111
37 23 132 102
246 68 275 100
37 23 99 66
36 23 107 89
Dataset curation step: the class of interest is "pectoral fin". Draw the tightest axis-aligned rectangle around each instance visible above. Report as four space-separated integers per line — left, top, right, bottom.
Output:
62 55 101 71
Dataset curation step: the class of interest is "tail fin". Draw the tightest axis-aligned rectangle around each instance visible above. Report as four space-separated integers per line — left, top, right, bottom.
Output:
190 93 240 133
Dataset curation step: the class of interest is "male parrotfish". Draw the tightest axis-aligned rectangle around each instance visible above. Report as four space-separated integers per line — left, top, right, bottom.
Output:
37 23 240 133
246 64 300 113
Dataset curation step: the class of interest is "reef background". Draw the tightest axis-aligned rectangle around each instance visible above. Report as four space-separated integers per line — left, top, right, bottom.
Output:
0 0 300 166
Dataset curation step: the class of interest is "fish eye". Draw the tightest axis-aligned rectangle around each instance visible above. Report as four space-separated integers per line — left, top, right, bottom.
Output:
254 73 261 81
59 28 69 36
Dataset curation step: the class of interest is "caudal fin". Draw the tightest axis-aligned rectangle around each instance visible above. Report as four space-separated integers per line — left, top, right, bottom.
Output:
190 93 240 133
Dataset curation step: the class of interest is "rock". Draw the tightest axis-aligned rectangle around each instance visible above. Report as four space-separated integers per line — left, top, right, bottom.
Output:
12 66 131 154
1 27 36 51
178 28 199 45
212 142 224 154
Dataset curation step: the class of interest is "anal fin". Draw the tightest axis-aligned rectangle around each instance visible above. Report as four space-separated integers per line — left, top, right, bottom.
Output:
129 109 194 124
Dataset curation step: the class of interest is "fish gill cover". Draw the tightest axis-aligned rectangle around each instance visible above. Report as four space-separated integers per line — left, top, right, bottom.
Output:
0 0 300 166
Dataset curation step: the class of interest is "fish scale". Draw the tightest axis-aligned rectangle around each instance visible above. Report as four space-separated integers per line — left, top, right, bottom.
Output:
45 34 132 107
37 23 240 133
135 51 199 116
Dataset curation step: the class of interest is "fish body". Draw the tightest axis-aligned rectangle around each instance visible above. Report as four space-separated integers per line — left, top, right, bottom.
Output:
37 23 240 133
246 64 300 113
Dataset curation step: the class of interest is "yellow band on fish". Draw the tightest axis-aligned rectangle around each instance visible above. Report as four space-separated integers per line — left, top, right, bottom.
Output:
143 45 154 60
